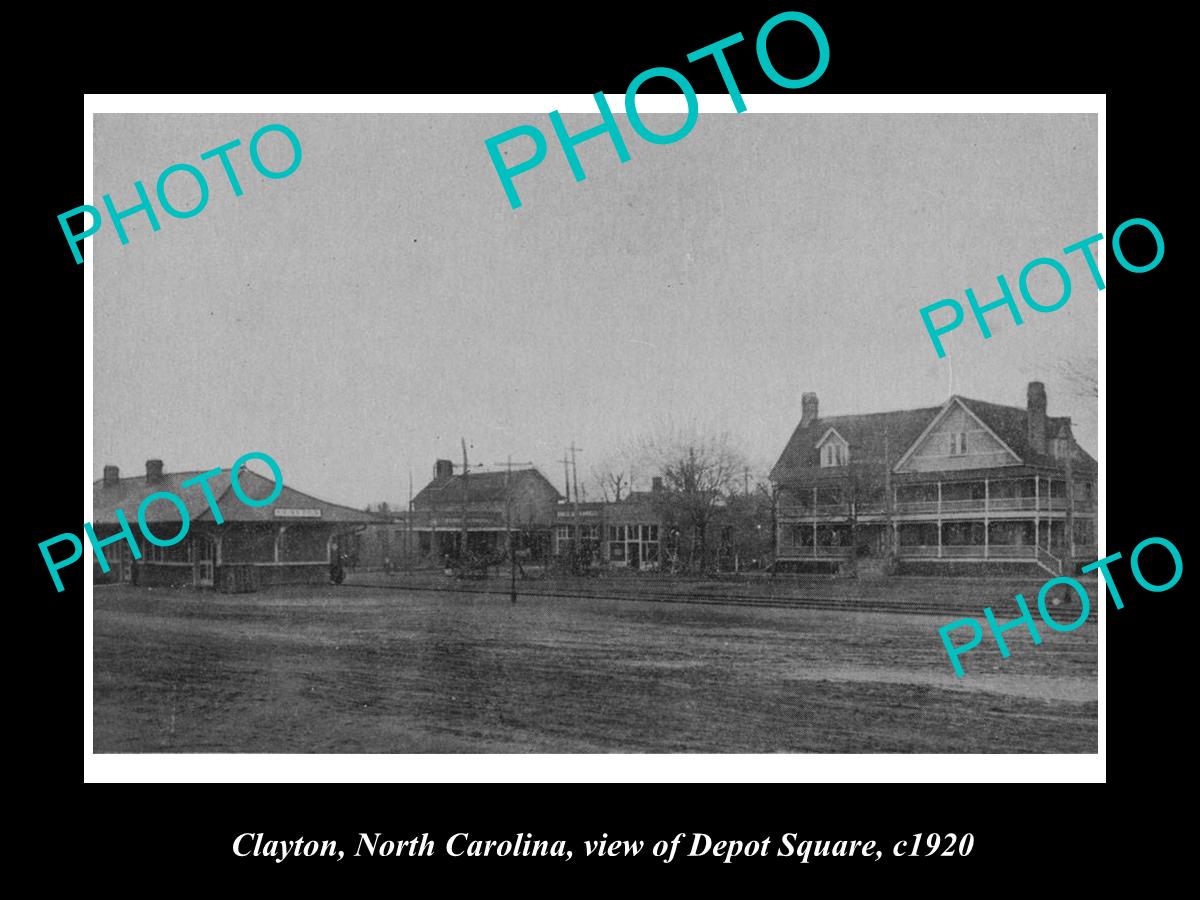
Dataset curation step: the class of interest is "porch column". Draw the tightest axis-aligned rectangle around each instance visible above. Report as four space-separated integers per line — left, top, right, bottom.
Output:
936 482 943 558
984 479 990 558
1034 476 1040 551
812 520 817 557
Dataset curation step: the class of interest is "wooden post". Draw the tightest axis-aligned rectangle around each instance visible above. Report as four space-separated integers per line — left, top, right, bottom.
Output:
1065 425 1076 565
937 481 943 558
558 452 572 558
506 458 515 601
984 478 989 559
460 438 470 561
883 426 892 569
1035 475 1040 551
570 441 583 572
496 457 534 603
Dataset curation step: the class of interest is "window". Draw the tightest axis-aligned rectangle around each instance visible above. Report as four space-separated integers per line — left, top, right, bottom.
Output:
815 486 843 506
579 525 598 541
143 536 191 563
556 525 571 541
820 442 847 467
950 432 968 455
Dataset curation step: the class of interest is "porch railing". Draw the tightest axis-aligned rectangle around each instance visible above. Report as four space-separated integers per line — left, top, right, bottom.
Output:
896 544 1039 560
776 546 852 559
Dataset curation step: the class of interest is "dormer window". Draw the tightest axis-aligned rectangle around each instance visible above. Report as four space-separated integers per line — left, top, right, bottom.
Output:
817 429 849 467
950 432 968 455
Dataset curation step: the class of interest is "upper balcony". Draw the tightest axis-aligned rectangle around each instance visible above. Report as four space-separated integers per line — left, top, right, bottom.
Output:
779 476 1094 519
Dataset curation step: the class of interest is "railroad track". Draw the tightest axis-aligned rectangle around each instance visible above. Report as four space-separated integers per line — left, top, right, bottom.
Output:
337 580 1101 622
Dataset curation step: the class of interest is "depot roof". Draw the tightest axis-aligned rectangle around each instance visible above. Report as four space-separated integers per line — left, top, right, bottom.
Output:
92 467 385 525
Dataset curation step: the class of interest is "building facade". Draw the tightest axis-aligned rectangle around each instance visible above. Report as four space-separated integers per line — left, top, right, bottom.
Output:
553 484 666 570
92 459 382 589
357 460 564 566
770 382 1097 576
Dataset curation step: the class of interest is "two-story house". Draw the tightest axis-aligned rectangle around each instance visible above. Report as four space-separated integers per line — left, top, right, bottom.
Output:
361 460 564 565
770 382 1097 576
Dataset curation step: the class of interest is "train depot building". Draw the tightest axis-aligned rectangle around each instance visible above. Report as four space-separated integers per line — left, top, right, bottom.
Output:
92 459 382 589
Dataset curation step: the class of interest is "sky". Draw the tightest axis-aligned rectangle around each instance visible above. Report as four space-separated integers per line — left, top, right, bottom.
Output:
93 111 1098 508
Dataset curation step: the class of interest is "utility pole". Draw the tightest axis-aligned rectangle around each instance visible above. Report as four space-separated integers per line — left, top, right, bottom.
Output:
407 469 414 570
431 460 439 565
559 453 571 503
495 457 534 604
460 438 470 562
570 441 583 573
1065 419 1075 573
558 451 572 560
883 425 894 562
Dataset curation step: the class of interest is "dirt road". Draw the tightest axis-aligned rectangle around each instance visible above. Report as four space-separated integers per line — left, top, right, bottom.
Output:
92 581 1097 753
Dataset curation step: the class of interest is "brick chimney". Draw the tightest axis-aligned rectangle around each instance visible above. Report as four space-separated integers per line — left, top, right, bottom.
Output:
651 476 663 493
1027 382 1047 454
102 465 120 487
434 459 454 478
145 459 164 483
801 392 819 427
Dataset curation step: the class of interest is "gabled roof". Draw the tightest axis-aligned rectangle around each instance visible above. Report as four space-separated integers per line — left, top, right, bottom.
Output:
771 393 1097 482
92 468 384 526
892 396 1022 471
815 427 849 448
412 467 562 508
957 397 1093 470
772 405 941 482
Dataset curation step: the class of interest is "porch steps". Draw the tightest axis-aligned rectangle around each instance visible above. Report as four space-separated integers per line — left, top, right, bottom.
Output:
1036 547 1064 577
853 555 890 577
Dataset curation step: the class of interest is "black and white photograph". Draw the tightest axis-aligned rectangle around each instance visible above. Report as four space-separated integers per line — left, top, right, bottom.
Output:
85 102 1100 766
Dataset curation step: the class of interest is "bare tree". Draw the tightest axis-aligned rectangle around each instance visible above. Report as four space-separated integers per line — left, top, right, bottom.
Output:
720 477 776 571
1059 357 1098 399
630 426 748 572
591 451 634 502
